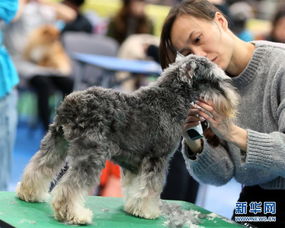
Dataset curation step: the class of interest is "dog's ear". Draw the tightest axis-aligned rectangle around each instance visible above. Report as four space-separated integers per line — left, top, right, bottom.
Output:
175 51 185 62
177 57 197 85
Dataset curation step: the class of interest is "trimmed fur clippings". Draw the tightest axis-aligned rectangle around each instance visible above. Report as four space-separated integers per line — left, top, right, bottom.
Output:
16 54 239 225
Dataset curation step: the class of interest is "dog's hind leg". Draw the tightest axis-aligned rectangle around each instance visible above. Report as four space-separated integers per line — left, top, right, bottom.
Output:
51 143 107 225
16 124 68 202
122 156 168 219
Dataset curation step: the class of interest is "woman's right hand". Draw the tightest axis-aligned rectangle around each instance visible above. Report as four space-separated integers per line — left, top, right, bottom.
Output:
183 103 220 150
182 103 205 153
182 103 204 134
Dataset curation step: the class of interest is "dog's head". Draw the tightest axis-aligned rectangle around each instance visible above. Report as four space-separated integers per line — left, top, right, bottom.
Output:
28 24 60 45
159 54 239 119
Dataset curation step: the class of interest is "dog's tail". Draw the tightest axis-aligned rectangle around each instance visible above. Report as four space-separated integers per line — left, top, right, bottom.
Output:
42 120 68 158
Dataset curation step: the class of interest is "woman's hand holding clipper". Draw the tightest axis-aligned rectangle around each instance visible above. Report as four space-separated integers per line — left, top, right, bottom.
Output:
182 102 206 153
183 101 222 154
194 99 248 151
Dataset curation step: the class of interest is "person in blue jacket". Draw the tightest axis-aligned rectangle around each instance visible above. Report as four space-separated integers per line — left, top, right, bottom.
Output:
0 0 21 191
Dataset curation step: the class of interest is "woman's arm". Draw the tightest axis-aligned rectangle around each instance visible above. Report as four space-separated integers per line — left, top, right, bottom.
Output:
181 103 235 186
39 0 76 22
242 79 285 179
193 76 285 183
195 99 248 151
182 138 234 186
12 0 27 22
0 0 19 23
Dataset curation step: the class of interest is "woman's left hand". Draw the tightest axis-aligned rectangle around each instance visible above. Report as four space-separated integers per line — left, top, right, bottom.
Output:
194 99 234 141
194 99 248 151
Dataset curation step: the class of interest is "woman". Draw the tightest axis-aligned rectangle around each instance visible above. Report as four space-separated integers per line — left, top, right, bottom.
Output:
4 0 75 132
266 7 285 43
106 0 154 44
0 0 22 191
159 0 285 227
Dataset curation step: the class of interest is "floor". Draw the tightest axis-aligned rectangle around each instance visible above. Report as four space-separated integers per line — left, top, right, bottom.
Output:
8 119 241 220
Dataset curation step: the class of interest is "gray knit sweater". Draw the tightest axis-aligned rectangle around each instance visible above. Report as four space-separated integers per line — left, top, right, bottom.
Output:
182 40 285 189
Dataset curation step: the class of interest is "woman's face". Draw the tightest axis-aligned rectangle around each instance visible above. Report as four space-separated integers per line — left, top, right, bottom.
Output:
273 16 285 43
170 13 234 70
130 0 146 17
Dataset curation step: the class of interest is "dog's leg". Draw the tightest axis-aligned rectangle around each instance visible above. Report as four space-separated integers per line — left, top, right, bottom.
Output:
16 125 67 202
122 156 168 219
51 144 107 225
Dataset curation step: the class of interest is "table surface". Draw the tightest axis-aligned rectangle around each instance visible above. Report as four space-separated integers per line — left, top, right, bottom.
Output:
0 191 243 228
72 53 162 75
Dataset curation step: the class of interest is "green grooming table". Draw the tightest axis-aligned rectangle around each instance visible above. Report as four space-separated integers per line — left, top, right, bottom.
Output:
0 191 243 227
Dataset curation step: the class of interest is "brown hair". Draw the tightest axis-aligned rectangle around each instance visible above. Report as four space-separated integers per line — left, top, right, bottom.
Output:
112 0 153 44
159 0 221 69
269 6 285 42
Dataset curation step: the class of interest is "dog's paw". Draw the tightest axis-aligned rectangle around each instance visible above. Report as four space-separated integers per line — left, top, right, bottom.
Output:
16 182 49 202
54 207 93 225
68 208 93 225
124 201 161 219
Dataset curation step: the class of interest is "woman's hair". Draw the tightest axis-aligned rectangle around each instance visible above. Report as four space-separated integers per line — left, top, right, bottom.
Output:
269 7 285 42
112 0 152 44
62 0 85 7
159 0 221 69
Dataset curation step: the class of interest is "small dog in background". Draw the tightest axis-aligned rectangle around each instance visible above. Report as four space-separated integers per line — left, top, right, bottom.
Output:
16 54 239 225
23 24 71 75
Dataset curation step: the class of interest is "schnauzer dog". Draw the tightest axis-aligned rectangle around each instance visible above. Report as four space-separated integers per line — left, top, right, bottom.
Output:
16 54 239 225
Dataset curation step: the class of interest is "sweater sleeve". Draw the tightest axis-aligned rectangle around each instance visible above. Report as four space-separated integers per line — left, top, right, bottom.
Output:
241 68 285 181
245 102 285 176
181 139 234 186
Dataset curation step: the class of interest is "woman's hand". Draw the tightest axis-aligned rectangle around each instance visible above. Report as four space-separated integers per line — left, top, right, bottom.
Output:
194 99 234 140
183 102 220 148
182 103 204 153
195 99 248 151
182 102 204 134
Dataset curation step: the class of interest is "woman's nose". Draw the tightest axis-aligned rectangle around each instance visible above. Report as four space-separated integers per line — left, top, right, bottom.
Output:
191 47 207 57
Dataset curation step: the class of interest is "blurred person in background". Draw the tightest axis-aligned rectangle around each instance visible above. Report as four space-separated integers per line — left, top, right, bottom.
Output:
265 6 285 43
4 0 76 132
61 0 93 34
116 33 159 92
0 0 24 191
106 0 154 45
229 1 254 42
106 0 156 92
208 0 230 19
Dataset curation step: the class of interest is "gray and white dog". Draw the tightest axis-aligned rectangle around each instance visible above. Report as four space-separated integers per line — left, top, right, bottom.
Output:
16 54 239 225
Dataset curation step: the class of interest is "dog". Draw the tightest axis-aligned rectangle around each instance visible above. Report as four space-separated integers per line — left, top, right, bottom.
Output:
16 54 239 225
23 24 71 75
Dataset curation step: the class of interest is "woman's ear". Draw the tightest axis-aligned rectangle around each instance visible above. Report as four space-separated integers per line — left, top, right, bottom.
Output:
214 11 228 30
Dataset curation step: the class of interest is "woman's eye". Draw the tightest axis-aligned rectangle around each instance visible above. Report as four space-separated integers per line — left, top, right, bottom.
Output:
193 36 201 43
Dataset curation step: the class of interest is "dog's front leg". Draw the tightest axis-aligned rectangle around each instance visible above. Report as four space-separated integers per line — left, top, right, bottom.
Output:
122 156 168 219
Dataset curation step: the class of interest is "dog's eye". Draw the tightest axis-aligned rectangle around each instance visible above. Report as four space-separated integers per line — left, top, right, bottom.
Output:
179 49 192 57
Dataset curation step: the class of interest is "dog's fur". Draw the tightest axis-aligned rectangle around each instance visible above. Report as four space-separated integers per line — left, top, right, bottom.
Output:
23 24 71 75
16 55 239 225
